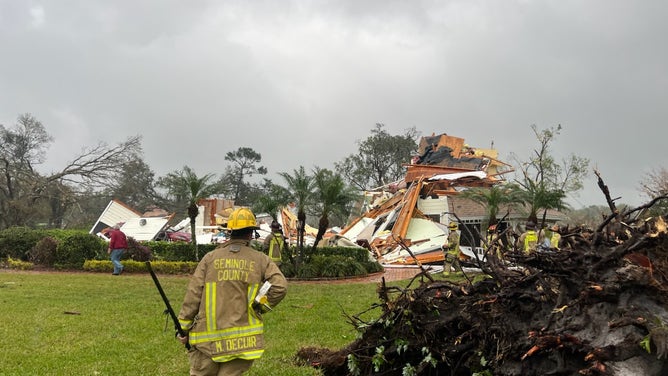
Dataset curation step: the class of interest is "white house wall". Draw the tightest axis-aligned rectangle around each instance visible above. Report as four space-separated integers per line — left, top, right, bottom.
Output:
120 217 170 242
89 200 141 235
195 205 206 233
417 196 449 223
405 218 448 244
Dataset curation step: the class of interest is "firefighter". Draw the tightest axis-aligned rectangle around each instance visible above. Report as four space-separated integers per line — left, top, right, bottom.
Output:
487 223 505 261
442 222 461 275
549 224 561 250
518 221 539 254
263 220 285 266
177 207 288 376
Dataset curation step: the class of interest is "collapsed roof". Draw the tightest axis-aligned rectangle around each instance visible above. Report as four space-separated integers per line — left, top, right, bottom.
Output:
339 133 517 265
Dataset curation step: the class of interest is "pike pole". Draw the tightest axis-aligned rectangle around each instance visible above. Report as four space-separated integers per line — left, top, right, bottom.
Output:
146 261 191 350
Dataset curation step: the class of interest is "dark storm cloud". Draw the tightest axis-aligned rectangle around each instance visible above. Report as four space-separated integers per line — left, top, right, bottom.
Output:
1 0 666 208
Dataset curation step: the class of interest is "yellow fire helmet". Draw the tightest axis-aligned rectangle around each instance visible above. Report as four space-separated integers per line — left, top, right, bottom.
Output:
448 222 458 230
227 207 260 231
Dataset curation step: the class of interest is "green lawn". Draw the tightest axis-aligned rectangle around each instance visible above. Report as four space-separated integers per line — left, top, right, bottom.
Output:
0 270 406 376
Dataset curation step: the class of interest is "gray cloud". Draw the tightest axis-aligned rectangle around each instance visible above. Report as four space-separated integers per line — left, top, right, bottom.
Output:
1 0 666 208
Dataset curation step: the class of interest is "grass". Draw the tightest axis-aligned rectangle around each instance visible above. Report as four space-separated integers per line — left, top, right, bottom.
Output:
0 270 416 376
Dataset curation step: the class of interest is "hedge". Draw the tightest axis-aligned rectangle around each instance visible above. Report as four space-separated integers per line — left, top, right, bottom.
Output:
0 227 384 278
277 245 383 279
83 260 197 274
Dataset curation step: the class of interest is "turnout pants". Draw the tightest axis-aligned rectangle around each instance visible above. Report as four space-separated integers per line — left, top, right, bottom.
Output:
188 348 254 376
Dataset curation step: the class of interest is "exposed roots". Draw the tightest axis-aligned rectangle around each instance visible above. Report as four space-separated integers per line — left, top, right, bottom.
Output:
297 203 668 375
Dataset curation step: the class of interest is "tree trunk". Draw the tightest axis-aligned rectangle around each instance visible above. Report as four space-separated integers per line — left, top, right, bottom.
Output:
311 215 328 250
297 209 306 267
188 203 199 260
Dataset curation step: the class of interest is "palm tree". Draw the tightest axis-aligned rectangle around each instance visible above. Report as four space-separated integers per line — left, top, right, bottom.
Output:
512 125 583 227
460 183 525 227
252 180 291 221
159 166 222 260
311 168 359 249
278 166 314 264
519 179 569 227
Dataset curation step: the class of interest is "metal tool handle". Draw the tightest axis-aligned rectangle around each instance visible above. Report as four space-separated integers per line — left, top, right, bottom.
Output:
146 261 191 350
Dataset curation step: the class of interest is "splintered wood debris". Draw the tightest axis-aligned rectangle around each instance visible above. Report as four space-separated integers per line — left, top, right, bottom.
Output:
297 183 668 375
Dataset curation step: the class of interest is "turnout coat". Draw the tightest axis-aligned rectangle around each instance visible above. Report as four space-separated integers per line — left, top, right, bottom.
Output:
178 239 288 362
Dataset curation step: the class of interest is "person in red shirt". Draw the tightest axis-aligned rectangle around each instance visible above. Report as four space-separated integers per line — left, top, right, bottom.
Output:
108 224 128 275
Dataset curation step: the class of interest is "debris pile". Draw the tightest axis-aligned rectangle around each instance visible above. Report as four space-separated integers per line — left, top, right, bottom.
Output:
340 133 516 265
297 203 668 375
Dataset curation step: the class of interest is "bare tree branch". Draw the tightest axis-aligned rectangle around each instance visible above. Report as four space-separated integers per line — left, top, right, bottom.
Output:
46 136 142 189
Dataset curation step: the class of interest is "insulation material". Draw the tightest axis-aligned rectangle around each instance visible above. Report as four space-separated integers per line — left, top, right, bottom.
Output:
380 218 448 264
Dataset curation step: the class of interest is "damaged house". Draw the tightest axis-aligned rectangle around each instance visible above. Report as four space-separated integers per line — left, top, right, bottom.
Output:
89 199 185 242
89 133 564 262
339 133 564 265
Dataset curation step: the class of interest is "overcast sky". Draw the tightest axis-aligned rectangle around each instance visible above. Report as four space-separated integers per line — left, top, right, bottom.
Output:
1 1 666 209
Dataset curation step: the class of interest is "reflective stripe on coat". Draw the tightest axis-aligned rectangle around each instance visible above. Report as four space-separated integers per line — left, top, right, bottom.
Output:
178 239 288 362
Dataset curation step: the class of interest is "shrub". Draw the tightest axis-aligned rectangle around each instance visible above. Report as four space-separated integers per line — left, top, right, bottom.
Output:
279 262 296 278
83 259 196 274
142 241 169 261
3 257 34 270
149 260 197 274
294 255 371 279
0 227 383 279
0 227 48 260
144 241 215 262
296 262 321 279
124 237 151 261
310 246 375 264
320 256 349 278
320 255 368 278
285 246 383 279
160 242 197 261
363 260 384 274
83 260 112 273
27 236 59 266
55 233 105 269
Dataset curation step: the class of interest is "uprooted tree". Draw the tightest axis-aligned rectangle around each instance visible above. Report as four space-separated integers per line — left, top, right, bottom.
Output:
297 174 668 375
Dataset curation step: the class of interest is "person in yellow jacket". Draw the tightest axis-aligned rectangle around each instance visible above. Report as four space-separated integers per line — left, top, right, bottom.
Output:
548 224 561 250
486 223 506 261
177 207 288 376
263 220 285 266
442 222 461 275
517 221 539 254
